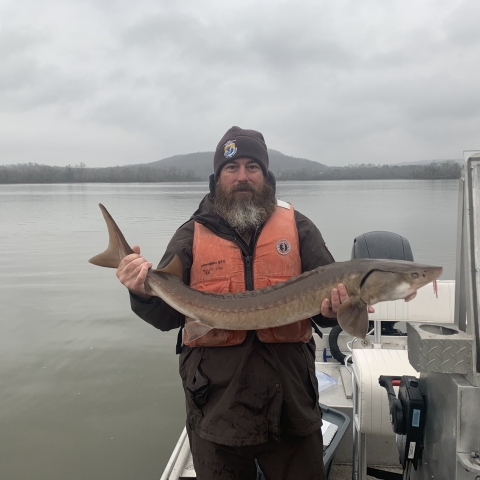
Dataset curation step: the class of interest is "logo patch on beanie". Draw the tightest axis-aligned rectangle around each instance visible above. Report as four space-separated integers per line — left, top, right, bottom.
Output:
276 239 291 255
223 140 237 158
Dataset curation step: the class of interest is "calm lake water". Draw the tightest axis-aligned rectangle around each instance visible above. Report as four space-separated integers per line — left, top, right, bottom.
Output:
0 180 459 480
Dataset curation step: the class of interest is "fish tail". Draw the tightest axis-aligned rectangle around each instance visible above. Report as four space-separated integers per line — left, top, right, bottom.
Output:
88 204 134 268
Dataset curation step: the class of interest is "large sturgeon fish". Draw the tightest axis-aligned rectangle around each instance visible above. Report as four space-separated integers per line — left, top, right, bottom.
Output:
89 204 443 340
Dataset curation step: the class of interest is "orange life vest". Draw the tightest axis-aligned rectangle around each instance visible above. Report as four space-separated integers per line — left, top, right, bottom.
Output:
183 201 312 347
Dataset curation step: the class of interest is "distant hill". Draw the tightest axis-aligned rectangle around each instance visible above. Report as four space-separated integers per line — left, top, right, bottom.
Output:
139 149 329 180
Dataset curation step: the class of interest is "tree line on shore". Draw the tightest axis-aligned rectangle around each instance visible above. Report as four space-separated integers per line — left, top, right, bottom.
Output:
0 160 461 184
276 160 461 180
0 163 200 184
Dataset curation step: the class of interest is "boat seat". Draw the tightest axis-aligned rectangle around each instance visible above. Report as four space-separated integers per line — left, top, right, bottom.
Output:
351 349 418 479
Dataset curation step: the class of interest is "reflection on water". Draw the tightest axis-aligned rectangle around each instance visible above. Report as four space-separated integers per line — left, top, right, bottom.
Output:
0 180 458 480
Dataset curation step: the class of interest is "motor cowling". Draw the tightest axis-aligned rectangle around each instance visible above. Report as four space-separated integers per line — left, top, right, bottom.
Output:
351 231 414 262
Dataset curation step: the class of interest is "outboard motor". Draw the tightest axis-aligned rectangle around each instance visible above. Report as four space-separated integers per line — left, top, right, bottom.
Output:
351 231 414 262
329 231 413 364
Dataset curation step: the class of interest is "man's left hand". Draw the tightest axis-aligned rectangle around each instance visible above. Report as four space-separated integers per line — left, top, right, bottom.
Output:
321 283 375 318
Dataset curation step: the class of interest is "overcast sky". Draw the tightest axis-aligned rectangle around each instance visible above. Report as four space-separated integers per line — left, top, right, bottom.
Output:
1 0 479 167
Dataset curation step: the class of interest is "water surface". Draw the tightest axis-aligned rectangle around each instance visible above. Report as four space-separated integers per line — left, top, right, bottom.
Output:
0 180 458 479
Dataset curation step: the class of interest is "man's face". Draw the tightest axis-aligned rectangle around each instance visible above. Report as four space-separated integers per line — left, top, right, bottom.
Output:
214 157 276 233
217 157 265 195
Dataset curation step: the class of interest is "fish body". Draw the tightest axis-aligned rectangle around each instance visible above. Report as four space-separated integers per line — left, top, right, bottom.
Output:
89 204 443 340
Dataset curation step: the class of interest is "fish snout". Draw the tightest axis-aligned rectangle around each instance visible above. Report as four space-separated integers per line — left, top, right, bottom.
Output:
429 266 444 280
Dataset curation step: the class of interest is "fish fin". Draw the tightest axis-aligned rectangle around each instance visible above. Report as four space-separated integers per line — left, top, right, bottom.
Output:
184 320 213 342
404 291 417 302
152 255 183 279
88 204 134 268
337 297 369 339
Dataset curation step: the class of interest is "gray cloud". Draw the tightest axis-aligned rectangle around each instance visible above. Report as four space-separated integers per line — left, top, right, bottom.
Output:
0 0 479 167
0 28 45 59
0 61 95 111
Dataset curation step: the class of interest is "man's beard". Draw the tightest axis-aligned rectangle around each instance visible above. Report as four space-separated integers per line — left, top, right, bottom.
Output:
214 180 277 234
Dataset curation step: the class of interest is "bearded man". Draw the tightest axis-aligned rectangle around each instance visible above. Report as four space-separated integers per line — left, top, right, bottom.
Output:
117 127 349 480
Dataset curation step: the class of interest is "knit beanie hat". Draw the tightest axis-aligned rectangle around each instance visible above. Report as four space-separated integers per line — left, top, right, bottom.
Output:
213 126 269 179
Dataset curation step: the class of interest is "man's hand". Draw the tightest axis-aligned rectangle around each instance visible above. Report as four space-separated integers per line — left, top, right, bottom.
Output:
116 245 152 299
321 283 375 318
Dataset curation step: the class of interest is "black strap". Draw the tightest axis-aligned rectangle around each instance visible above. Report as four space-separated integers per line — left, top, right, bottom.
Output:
311 319 323 338
176 325 184 354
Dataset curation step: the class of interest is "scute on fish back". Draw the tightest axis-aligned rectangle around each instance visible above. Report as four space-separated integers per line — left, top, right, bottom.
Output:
89 204 443 340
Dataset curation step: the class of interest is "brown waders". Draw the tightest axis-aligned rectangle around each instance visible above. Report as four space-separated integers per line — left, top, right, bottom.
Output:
187 427 327 480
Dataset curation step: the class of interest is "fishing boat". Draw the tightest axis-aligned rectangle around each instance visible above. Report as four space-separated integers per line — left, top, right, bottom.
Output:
161 152 480 480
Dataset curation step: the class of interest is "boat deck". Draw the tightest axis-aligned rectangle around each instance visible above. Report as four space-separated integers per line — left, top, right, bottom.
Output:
330 465 402 479
166 448 402 479
162 360 405 480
